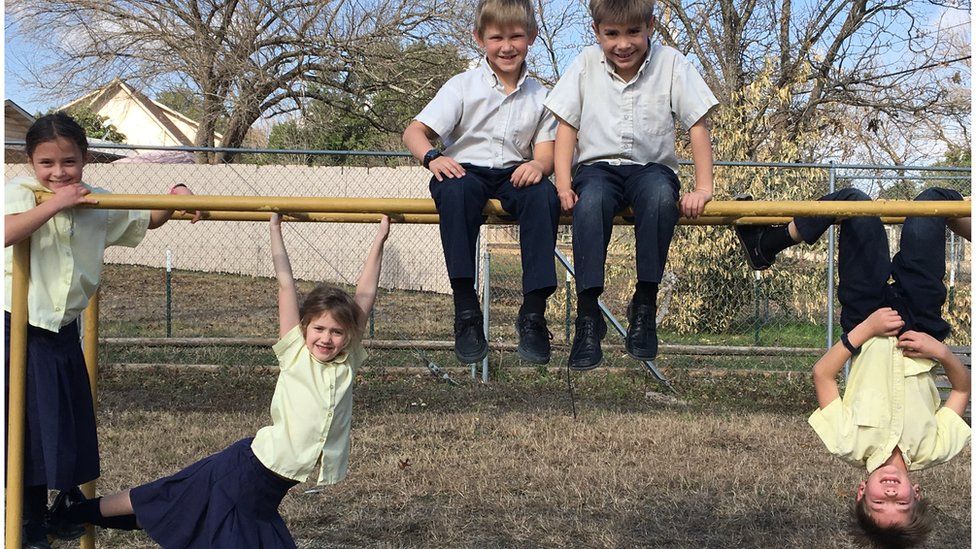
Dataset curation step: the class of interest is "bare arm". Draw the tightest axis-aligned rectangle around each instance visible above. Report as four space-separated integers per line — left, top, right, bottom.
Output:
812 308 904 408
553 118 578 212
5 186 97 247
679 117 714 219
898 330 971 417
270 214 300 337
353 216 390 324
402 120 465 181
148 185 202 229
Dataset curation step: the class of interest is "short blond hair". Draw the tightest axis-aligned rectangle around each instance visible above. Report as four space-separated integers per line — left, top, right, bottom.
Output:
588 0 655 26
474 0 538 37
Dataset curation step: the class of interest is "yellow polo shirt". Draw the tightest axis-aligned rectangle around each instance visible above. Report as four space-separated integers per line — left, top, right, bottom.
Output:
4 176 150 331
251 325 366 484
808 336 971 472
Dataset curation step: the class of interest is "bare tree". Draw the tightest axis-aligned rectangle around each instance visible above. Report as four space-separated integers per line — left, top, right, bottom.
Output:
656 0 971 164
7 0 445 162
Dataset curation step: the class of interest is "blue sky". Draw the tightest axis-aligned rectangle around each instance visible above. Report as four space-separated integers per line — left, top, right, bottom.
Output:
4 3 969 118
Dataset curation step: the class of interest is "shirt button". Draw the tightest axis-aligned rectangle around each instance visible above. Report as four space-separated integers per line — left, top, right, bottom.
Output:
55 306 62 311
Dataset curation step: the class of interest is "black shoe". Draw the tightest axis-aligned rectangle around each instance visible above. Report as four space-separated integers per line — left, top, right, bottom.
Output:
625 301 658 360
568 315 607 371
516 313 553 364
732 194 775 270
454 309 488 363
22 537 52 549
45 487 87 541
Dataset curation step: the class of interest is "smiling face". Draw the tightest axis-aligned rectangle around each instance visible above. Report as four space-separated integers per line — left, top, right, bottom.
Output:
856 465 922 527
592 18 654 82
28 137 86 191
304 312 351 363
475 23 535 83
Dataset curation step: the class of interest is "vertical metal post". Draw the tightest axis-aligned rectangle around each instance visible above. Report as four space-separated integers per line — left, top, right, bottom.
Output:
80 292 100 549
826 163 846 378
948 232 956 310
472 235 480 380
753 271 761 346
481 249 490 383
6 240 30 549
165 248 172 337
564 265 572 342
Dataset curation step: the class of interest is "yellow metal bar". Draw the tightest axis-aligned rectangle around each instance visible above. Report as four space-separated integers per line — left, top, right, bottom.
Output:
5 240 29 549
80 291 100 549
36 193 972 219
169 211 914 226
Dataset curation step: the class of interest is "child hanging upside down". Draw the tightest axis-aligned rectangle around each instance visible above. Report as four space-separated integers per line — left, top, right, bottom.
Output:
735 187 971 548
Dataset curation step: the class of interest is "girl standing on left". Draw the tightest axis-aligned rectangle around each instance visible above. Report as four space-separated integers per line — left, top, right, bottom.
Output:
4 112 201 548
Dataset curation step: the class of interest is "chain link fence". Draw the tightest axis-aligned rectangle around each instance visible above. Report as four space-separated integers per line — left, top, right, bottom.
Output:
5 145 971 377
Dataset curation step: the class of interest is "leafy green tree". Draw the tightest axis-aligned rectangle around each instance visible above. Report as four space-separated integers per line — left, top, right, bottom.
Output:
46 106 126 143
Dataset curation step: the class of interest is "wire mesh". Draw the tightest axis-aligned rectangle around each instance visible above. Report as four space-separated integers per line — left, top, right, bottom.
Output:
4 148 970 375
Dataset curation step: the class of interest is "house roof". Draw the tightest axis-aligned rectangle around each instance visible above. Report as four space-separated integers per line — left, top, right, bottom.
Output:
60 78 222 146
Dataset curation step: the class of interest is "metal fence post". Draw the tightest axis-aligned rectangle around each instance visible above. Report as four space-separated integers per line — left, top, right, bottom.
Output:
826 162 846 379
472 234 481 380
482 249 491 383
165 248 172 337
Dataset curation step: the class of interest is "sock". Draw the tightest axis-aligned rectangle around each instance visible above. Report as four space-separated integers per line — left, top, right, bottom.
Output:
576 287 602 319
759 225 798 259
99 514 141 531
64 497 103 524
632 282 659 307
23 485 47 540
519 286 555 316
64 497 141 530
450 278 479 315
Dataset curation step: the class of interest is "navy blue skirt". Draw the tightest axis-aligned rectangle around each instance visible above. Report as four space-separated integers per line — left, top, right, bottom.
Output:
4 312 100 489
130 438 299 549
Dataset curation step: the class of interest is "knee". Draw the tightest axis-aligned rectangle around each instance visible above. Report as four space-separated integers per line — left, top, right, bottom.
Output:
522 180 558 207
433 175 480 203
915 187 962 201
833 188 871 202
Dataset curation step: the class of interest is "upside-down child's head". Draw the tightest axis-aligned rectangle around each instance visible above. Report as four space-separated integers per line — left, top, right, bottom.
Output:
588 0 655 81
852 464 931 548
473 0 538 80
300 284 365 363
26 112 89 191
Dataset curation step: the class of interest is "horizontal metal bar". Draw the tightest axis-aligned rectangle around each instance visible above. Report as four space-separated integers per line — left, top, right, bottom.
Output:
168 211 922 225
5 141 970 172
37 193 972 218
101 337 854 357
835 175 973 180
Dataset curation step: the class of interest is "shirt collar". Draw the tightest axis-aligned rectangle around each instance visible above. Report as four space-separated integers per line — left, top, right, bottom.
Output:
600 41 654 83
479 57 528 91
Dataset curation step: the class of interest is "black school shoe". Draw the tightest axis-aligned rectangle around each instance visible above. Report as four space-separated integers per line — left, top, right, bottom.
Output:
732 194 776 271
568 315 607 371
516 313 553 364
454 309 488 363
625 301 658 361
46 487 87 540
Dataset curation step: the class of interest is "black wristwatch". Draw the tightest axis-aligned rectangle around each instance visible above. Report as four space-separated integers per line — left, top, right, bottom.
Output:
422 149 442 169
840 332 861 356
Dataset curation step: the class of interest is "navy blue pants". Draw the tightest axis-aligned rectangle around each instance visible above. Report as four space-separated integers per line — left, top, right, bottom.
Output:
571 162 680 291
429 164 559 294
4 313 99 491
793 187 962 340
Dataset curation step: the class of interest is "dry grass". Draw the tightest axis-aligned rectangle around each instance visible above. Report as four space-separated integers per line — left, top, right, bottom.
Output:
56 367 970 549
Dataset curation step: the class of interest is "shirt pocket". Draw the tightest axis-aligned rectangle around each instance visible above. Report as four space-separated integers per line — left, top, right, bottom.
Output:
512 103 540 154
851 391 885 428
639 93 675 136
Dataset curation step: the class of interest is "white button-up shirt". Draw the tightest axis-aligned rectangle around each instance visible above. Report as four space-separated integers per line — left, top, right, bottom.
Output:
4 176 150 331
415 60 557 169
544 44 718 174
251 325 366 485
